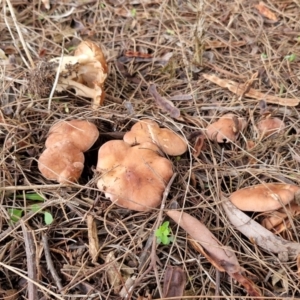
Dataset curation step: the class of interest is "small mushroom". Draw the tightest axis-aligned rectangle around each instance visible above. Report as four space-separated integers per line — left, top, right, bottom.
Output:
230 183 300 212
257 117 284 138
38 141 84 184
123 119 187 156
50 40 108 108
96 140 173 211
206 113 246 143
46 120 99 152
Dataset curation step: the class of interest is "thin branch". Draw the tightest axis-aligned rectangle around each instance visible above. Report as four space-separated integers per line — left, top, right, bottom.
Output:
42 234 63 291
5 0 35 68
21 221 38 300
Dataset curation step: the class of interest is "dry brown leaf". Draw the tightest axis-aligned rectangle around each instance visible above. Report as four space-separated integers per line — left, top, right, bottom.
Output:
105 251 122 293
166 209 240 275
163 266 186 298
0 289 18 300
203 73 299 106
205 40 246 50
254 2 278 21
222 196 300 258
230 183 300 212
192 133 205 158
149 84 181 119
167 209 261 296
87 215 99 263
189 238 225 272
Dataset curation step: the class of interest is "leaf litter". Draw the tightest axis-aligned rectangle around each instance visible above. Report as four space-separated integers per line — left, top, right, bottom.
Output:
1 0 300 299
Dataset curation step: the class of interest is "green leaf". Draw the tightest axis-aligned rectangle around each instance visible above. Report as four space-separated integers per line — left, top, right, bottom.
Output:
30 203 42 213
285 53 296 62
44 212 53 225
130 8 137 17
16 193 44 201
155 221 172 245
8 208 23 223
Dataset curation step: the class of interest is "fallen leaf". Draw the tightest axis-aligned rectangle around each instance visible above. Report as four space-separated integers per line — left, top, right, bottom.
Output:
254 2 278 21
163 266 186 298
205 40 246 50
105 251 122 293
222 196 300 258
203 73 299 106
149 84 181 119
166 209 261 296
87 215 99 263
119 276 136 298
0 288 18 300
192 132 205 157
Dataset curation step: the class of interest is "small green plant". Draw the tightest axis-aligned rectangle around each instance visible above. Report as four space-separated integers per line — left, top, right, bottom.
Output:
9 193 53 225
130 8 137 17
284 53 296 62
155 221 174 245
261 53 268 59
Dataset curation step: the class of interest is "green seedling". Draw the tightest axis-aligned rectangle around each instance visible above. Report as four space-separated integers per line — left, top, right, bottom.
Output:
131 8 137 17
261 53 268 59
155 221 174 245
285 53 296 62
8 208 23 223
9 193 53 225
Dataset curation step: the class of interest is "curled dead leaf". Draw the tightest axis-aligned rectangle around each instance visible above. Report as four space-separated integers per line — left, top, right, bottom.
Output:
166 209 261 296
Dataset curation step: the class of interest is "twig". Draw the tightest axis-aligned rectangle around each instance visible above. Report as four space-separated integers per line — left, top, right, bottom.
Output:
42 234 63 291
21 221 38 300
0 262 65 300
5 0 35 68
127 173 177 299
0 183 67 191
48 39 65 111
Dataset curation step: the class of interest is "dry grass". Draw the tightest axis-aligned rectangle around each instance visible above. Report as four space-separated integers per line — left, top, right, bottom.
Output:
1 0 300 299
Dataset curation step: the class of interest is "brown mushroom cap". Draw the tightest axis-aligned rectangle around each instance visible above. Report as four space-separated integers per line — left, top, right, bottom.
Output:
46 120 99 152
96 140 173 211
230 183 300 212
206 113 246 143
257 117 284 138
38 141 84 184
123 119 187 156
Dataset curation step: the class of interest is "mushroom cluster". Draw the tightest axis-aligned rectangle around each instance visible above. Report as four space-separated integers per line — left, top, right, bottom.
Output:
38 120 99 184
96 119 187 211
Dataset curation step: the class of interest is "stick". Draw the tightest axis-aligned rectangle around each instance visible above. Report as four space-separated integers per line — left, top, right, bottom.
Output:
42 234 63 291
21 221 38 300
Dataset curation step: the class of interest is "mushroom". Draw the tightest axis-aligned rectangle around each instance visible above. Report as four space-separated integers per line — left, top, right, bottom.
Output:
46 120 99 152
230 183 300 212
38 141 84 184
38 119 99 183
50 40 108 108
123 119 187 156
206 113 246 143
96 140 173 211
261 203 300 233
257 117 284 138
